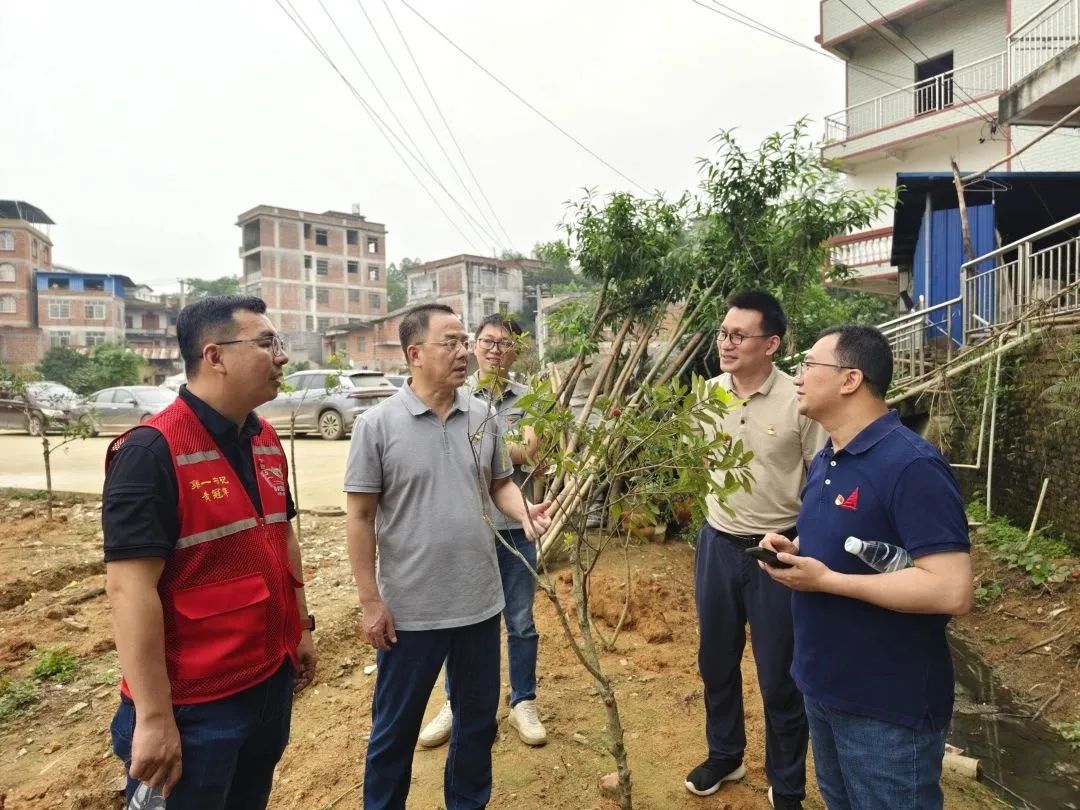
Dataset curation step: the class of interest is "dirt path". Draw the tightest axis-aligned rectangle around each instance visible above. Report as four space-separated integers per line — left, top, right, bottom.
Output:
0 496 1022 809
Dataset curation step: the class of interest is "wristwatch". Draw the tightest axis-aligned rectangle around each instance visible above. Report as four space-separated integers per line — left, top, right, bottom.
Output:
305 613 316 632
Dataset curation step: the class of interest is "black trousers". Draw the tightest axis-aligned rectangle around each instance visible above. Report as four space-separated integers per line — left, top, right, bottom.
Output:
694 522 808 800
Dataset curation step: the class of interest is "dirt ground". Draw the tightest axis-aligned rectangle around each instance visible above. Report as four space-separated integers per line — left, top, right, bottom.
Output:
0 493 1065 809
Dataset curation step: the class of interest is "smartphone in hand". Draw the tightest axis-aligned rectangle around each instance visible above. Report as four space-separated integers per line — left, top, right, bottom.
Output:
745 545 794 569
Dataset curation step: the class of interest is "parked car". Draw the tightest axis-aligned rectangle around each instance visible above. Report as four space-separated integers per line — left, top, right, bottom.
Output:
256 369 396 440
0 381 84 435
81 386 178 435
386 373 407 388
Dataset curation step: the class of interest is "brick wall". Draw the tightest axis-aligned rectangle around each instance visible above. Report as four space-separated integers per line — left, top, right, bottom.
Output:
0 327 45 367
951 325 1080 551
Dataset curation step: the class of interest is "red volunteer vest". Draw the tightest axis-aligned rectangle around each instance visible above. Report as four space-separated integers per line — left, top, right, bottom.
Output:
106 398 301 704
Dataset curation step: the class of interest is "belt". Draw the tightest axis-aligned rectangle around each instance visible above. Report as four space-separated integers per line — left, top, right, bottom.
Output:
717 526 797 549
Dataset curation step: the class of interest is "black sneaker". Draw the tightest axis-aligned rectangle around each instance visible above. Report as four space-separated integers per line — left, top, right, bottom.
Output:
684 757 746 796
768 786 803 810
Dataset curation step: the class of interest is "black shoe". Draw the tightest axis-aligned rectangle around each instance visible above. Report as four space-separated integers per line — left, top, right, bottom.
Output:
769 786 803 810
684 757 746 796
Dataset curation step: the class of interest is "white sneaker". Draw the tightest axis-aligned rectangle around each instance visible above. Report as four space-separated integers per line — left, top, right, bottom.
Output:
508 699 548 746
418 702 453 748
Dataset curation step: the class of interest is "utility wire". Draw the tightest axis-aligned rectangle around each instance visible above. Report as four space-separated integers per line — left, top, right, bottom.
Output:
313 0 504 251
355 0 512 248
274 0 482 252
397 0 649 194
381 0 515 247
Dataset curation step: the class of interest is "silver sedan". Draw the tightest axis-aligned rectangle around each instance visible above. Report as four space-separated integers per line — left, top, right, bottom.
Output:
82 386 177 435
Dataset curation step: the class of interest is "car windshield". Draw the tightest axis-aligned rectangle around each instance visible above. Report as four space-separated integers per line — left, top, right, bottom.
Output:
344 373 391 389
28 383 79 402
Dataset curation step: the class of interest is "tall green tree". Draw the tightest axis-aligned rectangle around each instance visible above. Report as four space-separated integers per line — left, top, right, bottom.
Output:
37 347 89 387
183 276 240 299
72 344 143 393
386 257 422 311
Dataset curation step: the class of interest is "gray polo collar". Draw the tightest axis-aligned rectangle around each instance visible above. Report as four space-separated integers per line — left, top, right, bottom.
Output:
466 373 527 404
400 381 472 417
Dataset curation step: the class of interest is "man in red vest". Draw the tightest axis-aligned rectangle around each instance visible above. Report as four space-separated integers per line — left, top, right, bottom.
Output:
103 295 317 809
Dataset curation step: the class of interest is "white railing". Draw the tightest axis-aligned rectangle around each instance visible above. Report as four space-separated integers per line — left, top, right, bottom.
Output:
829 229 893 268
878 297 963 388
825 52 1006 142
962 211 1080 343
1009 0 1080 84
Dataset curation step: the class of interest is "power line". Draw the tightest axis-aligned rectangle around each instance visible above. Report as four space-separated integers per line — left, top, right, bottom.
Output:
274 0 483 252
355 0 512 247
381 0 515 248
313 0 505 251
397 0 649 194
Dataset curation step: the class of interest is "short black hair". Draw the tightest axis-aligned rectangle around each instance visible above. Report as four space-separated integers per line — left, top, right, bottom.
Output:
727 289 787 339
474 313 523 338
177 295 267 376
817 324 893 399
398 303 456 362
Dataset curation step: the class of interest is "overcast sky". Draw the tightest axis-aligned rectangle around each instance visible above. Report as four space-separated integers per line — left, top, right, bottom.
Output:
1 1 842 292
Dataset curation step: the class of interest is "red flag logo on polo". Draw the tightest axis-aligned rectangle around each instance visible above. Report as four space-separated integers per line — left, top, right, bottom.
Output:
835 487 859 510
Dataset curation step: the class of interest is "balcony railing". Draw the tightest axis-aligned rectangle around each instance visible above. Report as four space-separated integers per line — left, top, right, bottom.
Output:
824 52 1006 142
828 228 893 269
1009 0 1080 84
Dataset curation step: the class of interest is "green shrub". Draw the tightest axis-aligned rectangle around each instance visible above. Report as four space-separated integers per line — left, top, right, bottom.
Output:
31 647 78 683
0 677 40 723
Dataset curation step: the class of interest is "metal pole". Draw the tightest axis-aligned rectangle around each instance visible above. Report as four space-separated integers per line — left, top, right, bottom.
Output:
985 336 1005 517
534 284 545 362
1028 477 1051 540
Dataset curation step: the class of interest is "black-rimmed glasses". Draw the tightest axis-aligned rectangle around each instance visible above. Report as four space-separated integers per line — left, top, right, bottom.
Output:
216 335 288 357
476 337 516 352
717 329 771 346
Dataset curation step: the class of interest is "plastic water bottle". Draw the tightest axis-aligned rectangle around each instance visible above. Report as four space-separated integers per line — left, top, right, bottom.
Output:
127 783 167 810
844 536 912 573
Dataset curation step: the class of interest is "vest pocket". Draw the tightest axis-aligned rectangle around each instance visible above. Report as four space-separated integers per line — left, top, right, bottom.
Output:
172 573 271 681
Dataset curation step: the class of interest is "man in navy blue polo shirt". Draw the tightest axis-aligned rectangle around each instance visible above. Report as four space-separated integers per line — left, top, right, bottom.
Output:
760 325 972 809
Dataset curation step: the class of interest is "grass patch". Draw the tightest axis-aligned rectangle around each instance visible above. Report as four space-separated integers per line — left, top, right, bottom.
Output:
967 502 1073 587
0 677 40 723
31 646 78 683
1053 720 1080 751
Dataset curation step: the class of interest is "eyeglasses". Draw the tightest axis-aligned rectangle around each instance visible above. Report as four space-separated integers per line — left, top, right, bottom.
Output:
717 329 771 346
476 337 516 352
795 360 852 376
416 338 471 353
216 335 288 357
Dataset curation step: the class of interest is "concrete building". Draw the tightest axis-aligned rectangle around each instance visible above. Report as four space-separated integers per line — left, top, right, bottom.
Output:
404 254 541 333
325 306 411 372
236 205 388 363
818 0 1080 297
0 200 54 367
125 284 180 383
37 265 133 351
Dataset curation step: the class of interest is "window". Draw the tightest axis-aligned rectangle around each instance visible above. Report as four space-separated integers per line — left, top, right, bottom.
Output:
317 317 331 332
498 270 508 290
0 231 13 251
0 295 15 313
0 264 14 282
48 279 69 289
347 261 359 274
347 229 359 245
305 286 313 300
84 279 105 291
316 287 329 304
48 301 70 319
306 315 315 331
304 254 312 269
316 258 329 275
367 236 379 253
315 228 328 246
349 289 360 303
86 331 107 347
85 303 105 320
31 240 37 259
50 331 71 348
481 269 495 288
124 315 134 328
499 301 510 315
914 52 954 115
368 293 381 309
92 390 115 404
483 298 496 316
304 223 312 240
356 335 366 351
367 264 381 281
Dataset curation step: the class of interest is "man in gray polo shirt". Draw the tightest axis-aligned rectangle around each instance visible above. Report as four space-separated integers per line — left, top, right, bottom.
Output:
344 303 550 810
418 313 547 750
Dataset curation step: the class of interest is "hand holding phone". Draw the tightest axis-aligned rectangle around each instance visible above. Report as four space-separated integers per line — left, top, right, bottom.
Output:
745 545 794 569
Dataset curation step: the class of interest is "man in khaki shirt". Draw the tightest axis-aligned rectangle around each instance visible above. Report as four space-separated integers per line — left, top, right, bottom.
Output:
686 290 825 810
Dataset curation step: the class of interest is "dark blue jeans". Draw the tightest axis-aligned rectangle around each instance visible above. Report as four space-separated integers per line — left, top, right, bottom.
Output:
110 659 293 810
442 529 538 707
805 698 946 810
694 523 808 801
364 613 501 810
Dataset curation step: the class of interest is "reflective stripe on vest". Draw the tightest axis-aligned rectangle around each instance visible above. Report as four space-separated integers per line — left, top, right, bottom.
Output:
177 517 260 550
176 450 222 466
